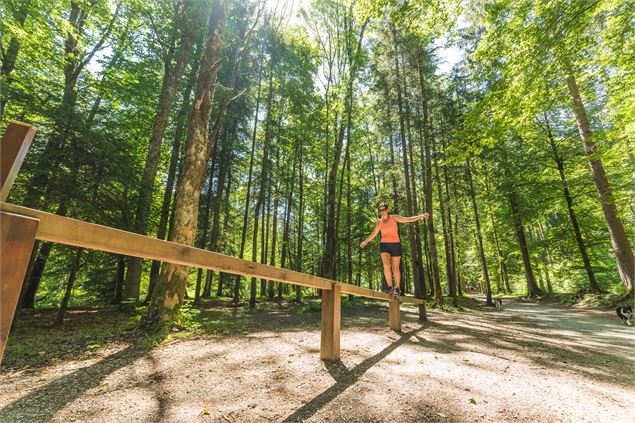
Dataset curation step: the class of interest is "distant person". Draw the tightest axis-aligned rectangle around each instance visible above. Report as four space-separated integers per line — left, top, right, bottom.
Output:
360 202 428 297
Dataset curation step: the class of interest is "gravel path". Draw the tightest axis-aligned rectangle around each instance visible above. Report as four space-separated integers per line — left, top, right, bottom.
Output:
1 299 633 422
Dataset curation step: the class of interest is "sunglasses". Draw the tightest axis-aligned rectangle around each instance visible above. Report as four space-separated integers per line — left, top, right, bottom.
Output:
378 207 387 212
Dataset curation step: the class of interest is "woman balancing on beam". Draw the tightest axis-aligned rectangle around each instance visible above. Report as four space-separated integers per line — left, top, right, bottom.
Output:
359 203 429 297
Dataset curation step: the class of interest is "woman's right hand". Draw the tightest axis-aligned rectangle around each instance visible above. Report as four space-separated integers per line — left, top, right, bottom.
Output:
360 241 367 249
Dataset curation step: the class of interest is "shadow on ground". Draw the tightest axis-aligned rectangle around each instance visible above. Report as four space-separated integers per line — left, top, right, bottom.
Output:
1 297 633 422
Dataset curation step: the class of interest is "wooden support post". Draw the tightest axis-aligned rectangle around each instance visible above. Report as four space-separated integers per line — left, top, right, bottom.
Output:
1 212 39 364
389 299 401 331
1 121 37 201
320 283 341 361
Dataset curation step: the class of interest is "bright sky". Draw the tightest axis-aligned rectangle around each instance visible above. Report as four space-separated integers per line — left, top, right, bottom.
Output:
434 12 468 75
435 40 464 75
274 0 465 75
87 1 465 78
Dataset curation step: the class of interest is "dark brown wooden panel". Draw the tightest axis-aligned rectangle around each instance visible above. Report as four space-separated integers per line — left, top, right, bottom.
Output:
0 121 37 202
0 212 39 364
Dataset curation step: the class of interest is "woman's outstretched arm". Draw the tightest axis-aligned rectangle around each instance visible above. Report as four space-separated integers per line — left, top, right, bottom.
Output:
393 213 429 223
360 220 381 248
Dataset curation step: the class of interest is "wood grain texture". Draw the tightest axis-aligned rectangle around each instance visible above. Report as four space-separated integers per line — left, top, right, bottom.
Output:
0 202 333 291
389 300 401 332
320 283 341 361
337 282 426 305
1 121 37 202
0 212 39 363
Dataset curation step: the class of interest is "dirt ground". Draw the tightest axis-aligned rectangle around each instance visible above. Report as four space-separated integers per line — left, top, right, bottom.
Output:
0 297 633 422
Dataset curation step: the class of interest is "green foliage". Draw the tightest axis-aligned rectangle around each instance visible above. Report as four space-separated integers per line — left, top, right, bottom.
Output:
3 0 631 320
2 308 139 369
298 300 322 314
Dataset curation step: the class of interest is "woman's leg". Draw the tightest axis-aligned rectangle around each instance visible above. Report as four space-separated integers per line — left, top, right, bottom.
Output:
391 256 401 290
381 252 392 288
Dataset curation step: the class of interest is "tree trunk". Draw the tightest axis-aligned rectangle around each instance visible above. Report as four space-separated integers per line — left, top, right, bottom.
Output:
453 209 465 296
21 202 68 308
502 148 541 297
278 147 295 300
366 128 379 195
415 47 440 306
537 222 554 294
346 133 353 291
281 143 297 277
124 1 197 301
146 44 201 303
250 59 276 308
112 255 126 304
216 160 234 297
439 131 458 305
324 118 346 280
145 0 226 325
204 137 231 298
195 147 218 301
268 170 280 299
483 164 508 294
323 18 368 280
466 157 494 305
543 115 601 292
296 138 305 301
433 137 456 305
262 158 274 297
403 67 426 302
562 62 634 290
235 40 265 303
489 211 506 294
394 49 425 314
384 85 401 221
56 248 84 325
528 229 546 293
205 6 255 160
335 136 349 280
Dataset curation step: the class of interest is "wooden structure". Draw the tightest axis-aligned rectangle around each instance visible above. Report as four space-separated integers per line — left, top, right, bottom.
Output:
0 121 425 364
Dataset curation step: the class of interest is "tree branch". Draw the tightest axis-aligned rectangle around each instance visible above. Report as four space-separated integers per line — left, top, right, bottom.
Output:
77 1 122 76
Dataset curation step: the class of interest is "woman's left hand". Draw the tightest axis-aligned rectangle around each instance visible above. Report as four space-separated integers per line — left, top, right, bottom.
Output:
420 213 429 220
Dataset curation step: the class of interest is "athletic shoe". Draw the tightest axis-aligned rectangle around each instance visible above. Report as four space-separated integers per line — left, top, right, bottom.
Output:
393 287 401 297
384 287 395 295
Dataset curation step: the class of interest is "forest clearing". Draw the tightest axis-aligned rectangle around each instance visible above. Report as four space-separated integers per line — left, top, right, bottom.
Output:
1 297 633 422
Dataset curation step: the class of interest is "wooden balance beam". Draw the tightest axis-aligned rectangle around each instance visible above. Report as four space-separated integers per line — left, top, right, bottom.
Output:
0 121 425 365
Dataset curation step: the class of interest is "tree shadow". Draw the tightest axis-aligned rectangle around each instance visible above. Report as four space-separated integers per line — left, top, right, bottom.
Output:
281 325 429 422
145 353 169 422
0 344 149 422
423 317 634 387
502 302 634 346
3 299 631 421
400 301 634 386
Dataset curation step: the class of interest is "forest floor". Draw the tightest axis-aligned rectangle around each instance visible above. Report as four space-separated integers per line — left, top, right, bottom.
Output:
0 295 633 423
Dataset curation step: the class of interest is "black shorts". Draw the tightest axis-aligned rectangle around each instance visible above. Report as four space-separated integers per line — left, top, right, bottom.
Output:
379 242 402 257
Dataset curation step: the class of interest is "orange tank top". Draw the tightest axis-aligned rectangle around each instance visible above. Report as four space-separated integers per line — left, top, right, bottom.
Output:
379 215 399 243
